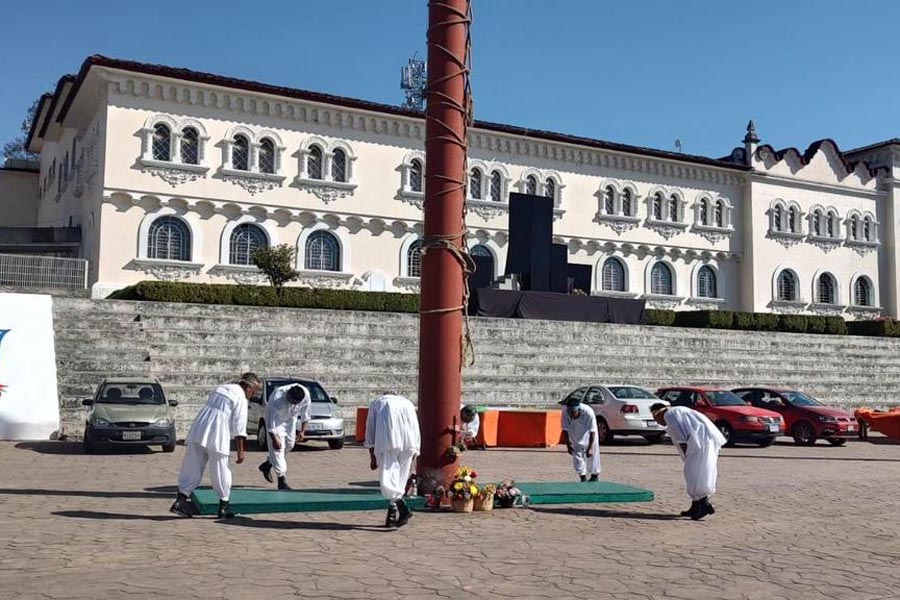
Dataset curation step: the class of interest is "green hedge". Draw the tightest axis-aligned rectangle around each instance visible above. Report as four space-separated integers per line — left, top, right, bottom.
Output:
847 319 900 337
669 310 854 336
109 281 419 313
644 309 676 326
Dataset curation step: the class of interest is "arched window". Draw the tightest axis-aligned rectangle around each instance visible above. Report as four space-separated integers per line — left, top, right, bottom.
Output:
602 258 626 292
863 217 873 242
490 170 503 202
854 277 872 307
817 272 836 304
152 123 171 161
777 270 798 301
650 262 673 295
469 168 482 199
181 127 199 165
148 216 191 261
470 244 493 275
409 159 423 193
697 266 717 298
544 177 555 200
305 230 340 271
652 193 663 220
788 207 797 233
525 175 537 195
259 138 276 174
406 240 423 277
229 224 268 266
669 195 679 222
604 186 615 215
826 212 836 238
332 148 347 182
622 188 633 216
699 200 709 225
307 145 324 180
812 210 822 236
849 215 859 240
715 201 725 228
232 134 250 171
773 205 783 232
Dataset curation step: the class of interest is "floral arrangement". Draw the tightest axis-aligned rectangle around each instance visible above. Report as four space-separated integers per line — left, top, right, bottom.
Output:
424 485 446 510
494 479 523 508
477 483 496 499
449 466 479 500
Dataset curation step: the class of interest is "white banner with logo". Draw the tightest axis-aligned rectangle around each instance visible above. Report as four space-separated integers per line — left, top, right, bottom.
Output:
0 293 60 440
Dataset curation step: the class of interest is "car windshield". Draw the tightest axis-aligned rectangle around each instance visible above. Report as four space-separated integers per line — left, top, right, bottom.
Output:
706 391 747 407
266 379 332 403
97 383 165 405
782 391 822 406
608 386 656 399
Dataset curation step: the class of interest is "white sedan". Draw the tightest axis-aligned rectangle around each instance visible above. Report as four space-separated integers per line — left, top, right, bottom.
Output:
561 385 669 444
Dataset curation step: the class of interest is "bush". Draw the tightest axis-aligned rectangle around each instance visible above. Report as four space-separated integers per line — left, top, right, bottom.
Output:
824 316 848 335
847 319 900 337
805 315 827 334
778 314 808 334
644 309 676 326
733 311 755 330
752 313 780 331
108 281 419 313
673 310 734 329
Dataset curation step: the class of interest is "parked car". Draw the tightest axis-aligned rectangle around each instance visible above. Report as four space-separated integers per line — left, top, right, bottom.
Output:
656 386 783 447
732 387 857 446
247 376 345 450
82 378 177 453
561 385 669 444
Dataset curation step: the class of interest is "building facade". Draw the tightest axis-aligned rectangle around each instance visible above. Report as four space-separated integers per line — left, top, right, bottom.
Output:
8 55 897 318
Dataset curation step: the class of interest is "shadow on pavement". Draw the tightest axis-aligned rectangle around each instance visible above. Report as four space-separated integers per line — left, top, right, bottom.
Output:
217 515 390 532
346 480 379 488
14 441 157 455
53 510 182 522
0 488 169 499
530 506 681 521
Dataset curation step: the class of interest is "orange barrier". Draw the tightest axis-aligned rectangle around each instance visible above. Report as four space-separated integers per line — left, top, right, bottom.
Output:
854 407 900 442
496 409 564 448
474 410 499 447
355 407 368 442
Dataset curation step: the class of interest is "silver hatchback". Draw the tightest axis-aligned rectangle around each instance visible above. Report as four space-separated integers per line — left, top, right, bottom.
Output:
247 376 345 450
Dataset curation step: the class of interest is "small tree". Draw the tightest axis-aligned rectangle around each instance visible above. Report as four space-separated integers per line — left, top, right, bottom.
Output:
2 99 41 163
252 244 300 296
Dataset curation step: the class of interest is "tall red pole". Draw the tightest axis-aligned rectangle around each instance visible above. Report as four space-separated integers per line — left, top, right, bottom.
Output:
417 0 470 492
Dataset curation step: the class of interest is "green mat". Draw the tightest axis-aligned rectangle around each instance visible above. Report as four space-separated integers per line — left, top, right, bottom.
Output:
191 481 653 516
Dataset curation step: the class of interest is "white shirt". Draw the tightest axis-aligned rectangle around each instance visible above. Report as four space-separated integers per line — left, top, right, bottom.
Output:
664 406 727 459
463 412 480 439
562 404 598 448
365 394 421 456
185 383 248 454
265 384 311 436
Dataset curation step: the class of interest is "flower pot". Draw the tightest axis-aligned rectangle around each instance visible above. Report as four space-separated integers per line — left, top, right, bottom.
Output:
474 493 494 512
451 498 474 513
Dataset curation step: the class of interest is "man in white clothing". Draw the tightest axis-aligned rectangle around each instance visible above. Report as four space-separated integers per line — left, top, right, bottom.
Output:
460 405 480 448
258 384 311 490
170 372 260 519
650 402 726 520
365 393 420 527
559 396 601 482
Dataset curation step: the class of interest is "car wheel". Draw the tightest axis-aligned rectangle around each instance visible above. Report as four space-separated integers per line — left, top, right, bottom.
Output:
716 421 735 447
328 438 345 450
792 421 817 446
757 437 775 448
82 437 96 454
257 420 268 451
596 418 613 444
827 438 847 447
162 441 176 453
643 433 665 444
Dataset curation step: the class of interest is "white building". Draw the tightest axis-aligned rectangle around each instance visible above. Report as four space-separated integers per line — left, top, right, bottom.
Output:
2 55 894 318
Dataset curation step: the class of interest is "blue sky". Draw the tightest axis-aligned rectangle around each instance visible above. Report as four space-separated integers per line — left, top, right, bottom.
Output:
2 0 898 159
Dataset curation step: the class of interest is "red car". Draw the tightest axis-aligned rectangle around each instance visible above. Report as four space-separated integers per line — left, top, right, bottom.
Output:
656 386 783 447
731 387 857 446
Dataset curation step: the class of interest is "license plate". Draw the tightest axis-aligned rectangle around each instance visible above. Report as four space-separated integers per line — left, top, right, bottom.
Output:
767 424 780 433
644 420 656 427
122 431 142 441
306 423 322 431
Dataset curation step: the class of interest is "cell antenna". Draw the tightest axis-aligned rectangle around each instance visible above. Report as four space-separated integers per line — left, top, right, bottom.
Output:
401 54 427 111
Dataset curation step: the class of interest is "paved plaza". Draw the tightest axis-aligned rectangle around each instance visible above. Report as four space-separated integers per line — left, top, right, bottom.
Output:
1 438 899 600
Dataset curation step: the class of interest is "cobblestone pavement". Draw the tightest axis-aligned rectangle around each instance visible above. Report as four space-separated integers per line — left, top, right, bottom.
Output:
1 437 899 600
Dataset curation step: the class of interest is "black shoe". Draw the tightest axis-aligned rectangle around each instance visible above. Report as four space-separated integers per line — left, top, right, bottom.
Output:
680 501 699 517
385 504 398 527
217 500 236 520
259 461 274 483
169 494 194 518
277 476 292 491
396 499 412 527
579 474 587 482
691 498 712 521
588 474 599 482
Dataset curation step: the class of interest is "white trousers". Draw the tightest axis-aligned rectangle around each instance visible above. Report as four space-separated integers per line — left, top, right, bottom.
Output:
572 444 601 476
267 431 296 476
378 449 417 501
177 442 232 501
683 447 720 501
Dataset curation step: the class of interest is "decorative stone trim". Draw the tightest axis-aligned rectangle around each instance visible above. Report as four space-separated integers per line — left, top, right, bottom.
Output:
592 291 638 299
847 305 882 320
770 299 807 314
846 239 879 256
808 302 845 316
222 169 285 194
467 200 509 220
645 219 689 240
392 276 421 292
692 224 733 244
397 190 425 210
687 296 726 308
296 269 356 289
208 264 267 285
766 230 804 248
807 235 842 253
129 258 203 281
295 178 357 204
594 214 641 235
140 159 209 187
643 294 684 310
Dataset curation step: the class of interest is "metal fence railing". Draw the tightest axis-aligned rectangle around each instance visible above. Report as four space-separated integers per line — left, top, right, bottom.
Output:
0 253 88 290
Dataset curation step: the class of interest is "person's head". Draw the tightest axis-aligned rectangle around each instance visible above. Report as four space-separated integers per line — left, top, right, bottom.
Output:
460 405 477 424
237 372 262 400
287 385 306 405
559 397 582 418
650 402 669 426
